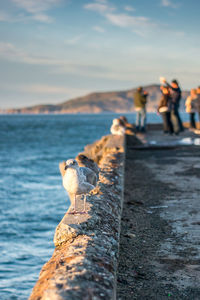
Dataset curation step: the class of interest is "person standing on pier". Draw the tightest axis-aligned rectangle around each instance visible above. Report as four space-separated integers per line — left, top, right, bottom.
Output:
134 86 148 133
196 86 200 125
161 78 184 135
185 89 198 130
158 86 173 134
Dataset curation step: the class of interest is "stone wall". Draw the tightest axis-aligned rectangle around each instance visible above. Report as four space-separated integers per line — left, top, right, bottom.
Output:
29 134 126 300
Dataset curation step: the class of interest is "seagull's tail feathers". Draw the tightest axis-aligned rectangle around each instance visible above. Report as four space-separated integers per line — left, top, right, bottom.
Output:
79 182 95 194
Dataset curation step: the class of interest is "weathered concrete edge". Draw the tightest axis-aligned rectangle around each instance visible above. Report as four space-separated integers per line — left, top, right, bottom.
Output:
29 135 126 300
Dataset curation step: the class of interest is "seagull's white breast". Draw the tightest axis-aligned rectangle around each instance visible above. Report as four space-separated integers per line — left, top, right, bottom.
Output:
63 167 86 194
111 124 125 136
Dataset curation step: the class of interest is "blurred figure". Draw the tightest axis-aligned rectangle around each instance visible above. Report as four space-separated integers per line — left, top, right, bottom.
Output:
196 86 200 124
119 116 135 135
110 118 125 136
158 86 173 134
162 78 183 135
134 86 148 133
185 89 198 130
119 116 129 127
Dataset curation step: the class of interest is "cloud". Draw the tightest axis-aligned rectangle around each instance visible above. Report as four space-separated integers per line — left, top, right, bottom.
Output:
105 13 157 36
0 42 26 61
93 26 105 33
96 0 107 3
0 42 109 77
0 42 56 64
124 6 135 12
84 1 183 37
161 0 180 9
0 12 53 23
29 13 52 23
17 84 91 97
0 0 63 23
106 13 154 29
0 11 11 22
65 35 85 45
84 1 157 36
84 0 115 13
11 0 62 14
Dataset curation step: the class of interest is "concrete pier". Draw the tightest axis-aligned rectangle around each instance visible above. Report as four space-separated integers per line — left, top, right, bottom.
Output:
117 129 200 299
29 135 126 300
29 126 200 299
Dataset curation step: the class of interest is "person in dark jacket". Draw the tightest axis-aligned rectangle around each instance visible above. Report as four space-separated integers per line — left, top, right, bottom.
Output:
134 86 148 132
163 79 184 134
158 86 173 134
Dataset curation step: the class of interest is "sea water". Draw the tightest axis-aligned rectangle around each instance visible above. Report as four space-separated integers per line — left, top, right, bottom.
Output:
0 113 188 299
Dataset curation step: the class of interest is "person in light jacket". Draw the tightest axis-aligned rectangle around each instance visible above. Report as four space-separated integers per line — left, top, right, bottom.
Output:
185 89 198 129
196 86 200 124
158 86 173 134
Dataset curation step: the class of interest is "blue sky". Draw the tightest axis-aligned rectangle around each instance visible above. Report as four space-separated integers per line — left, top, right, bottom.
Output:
0 0 200 108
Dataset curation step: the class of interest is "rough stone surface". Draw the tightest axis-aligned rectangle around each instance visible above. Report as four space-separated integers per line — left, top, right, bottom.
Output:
29 134 125 300
81 134 124 164
117 129 200 299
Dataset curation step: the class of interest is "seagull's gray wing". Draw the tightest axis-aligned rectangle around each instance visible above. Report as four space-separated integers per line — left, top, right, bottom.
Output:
76 181 95 195
80 167 97 186
87 161 99 179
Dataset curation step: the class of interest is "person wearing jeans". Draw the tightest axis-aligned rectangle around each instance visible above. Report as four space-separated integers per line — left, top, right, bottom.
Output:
135 107 146 132
158 86 173 134
185 89 198 130
170 108 181 134
134 87 148 133
196 86 200 124
163 79 183 134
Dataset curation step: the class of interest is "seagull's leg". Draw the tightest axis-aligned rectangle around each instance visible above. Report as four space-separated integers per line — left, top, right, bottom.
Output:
74 194 78 214
83 194 87 213
78 194 87 214
70 194 78 214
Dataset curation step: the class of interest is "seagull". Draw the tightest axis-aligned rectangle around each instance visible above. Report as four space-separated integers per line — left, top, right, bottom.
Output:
63 159 95 214
76 154 99 182
110 118 126 136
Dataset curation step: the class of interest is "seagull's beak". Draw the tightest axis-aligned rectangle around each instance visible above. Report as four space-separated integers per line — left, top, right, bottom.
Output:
64 165 68 170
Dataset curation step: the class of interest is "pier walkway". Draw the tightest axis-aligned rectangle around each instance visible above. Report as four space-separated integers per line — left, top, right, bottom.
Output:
117 128 200 299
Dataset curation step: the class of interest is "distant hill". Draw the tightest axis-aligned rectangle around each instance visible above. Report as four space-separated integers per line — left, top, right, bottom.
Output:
1 84 189 114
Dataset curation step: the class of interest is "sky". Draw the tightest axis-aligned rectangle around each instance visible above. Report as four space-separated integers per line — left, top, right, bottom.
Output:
0 0 200 109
